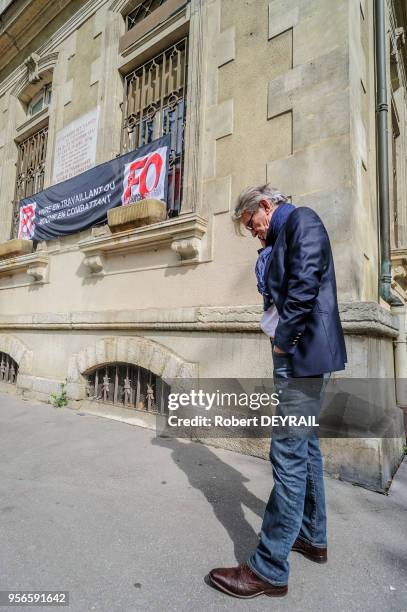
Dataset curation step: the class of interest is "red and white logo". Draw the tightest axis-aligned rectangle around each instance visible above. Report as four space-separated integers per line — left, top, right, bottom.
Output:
18 202 37 240
122 146 167 206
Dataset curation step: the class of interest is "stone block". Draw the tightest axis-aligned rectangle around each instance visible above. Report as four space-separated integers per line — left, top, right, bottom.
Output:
90 57 101 86
0 239 33 260
207 99 234 141
103 337 117 364
267 47 349 120
268 110 293 161
267 135 350 199
268 0 299 40
292 89 350 151
65 31 77 60
107 200 167 232
16 374 33 390
203 99 234 179
95 340 108 367
162 357 182 380
217 26 235 67
293 0 348 66
67 355 80 382
149 348 166 376
85 344 97 372
203 176 232 215
63 79 73 106
177 361 199 378
66 381 87 401
93 5 107 38
321 436 404 493
32 376 64 395
116 337 130 363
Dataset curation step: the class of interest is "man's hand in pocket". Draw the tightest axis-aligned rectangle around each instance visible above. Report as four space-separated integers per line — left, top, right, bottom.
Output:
273 345 289 356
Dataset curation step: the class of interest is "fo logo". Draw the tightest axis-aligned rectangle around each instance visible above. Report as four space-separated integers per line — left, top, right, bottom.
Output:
18 202 37 240
122 146 167 206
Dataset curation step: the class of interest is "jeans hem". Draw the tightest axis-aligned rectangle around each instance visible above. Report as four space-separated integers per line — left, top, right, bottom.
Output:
297 534 327 548
247 558 288 588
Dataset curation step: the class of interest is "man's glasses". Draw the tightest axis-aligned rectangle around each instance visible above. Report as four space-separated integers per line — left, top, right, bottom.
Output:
245 210 255 231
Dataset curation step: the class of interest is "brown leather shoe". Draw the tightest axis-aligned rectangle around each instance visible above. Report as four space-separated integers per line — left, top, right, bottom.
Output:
292 537 327 563
208 564 288 599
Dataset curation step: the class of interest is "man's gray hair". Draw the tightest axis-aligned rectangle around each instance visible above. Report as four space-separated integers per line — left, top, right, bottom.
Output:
233 184 288 223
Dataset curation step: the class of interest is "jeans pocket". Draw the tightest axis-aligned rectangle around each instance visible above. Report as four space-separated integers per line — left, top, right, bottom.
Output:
272 350 291 363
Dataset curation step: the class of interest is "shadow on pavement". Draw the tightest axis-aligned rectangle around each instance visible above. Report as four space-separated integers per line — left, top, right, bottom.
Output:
152 435 265 563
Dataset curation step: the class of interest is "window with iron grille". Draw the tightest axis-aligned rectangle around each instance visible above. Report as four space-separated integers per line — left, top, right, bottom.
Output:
12 126 48 238
126 0 169 31
85 362 170 414
121 37 188 216
0 353 19 384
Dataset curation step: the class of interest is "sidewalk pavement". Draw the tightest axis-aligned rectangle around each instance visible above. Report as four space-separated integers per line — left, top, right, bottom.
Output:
0 392 406 612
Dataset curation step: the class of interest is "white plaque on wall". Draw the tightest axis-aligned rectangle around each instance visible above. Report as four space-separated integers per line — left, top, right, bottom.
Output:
52 107 99 184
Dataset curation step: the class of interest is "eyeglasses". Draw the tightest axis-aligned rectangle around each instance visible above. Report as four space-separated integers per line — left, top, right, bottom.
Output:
245 210 256 231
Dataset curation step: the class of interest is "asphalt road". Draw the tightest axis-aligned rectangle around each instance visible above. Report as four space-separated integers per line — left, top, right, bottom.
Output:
0 392 406 612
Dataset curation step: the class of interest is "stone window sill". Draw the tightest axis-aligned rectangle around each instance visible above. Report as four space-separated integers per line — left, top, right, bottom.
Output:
15 107 49 141
78 212 207 274
0 250 49 283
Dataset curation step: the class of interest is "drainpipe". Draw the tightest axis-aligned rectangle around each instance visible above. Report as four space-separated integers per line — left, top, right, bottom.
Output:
374 0 403 306
375 0 407 416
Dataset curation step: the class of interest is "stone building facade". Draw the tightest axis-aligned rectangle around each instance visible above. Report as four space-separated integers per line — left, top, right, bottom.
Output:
0 0 405 491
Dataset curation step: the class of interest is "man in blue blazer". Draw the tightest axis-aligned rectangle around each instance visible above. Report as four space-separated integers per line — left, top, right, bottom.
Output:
209 185 347 599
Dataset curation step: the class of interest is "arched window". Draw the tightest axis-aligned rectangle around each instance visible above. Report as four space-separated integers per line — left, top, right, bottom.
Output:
0 353 19 384
85 362 169 413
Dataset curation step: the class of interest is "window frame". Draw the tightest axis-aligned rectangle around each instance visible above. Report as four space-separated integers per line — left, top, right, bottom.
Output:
120 35 188 216
27 83 52 117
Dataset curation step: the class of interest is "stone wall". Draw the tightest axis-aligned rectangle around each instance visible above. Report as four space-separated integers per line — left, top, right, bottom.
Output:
0 0 405 492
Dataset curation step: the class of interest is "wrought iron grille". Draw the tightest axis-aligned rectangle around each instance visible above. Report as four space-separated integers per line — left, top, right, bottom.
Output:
0 352 19 384
12 126 48 238
121 38 188 215
85 362 169 414
126 0 169 31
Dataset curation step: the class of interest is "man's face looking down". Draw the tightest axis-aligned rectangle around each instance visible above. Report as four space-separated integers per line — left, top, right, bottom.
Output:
240 198 277 245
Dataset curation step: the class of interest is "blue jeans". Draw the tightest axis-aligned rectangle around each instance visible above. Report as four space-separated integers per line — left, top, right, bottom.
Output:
247 351 329 586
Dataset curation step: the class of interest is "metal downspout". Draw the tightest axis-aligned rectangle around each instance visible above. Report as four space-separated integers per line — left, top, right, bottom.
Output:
374 0 403 306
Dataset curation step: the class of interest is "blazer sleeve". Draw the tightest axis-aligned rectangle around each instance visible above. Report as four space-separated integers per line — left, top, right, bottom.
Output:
273 208 328 354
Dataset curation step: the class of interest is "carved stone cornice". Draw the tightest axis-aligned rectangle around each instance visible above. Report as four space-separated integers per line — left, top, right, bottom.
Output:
0 301 400 337
0 0 108 98
0 250 49 283
79 213 207 274
0 0 70 79
339 301 399 338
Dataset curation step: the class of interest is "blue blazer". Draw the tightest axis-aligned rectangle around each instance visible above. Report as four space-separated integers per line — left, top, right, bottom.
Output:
264 206 347 376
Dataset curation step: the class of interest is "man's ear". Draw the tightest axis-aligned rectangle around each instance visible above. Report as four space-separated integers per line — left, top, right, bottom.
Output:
259 198 273 211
